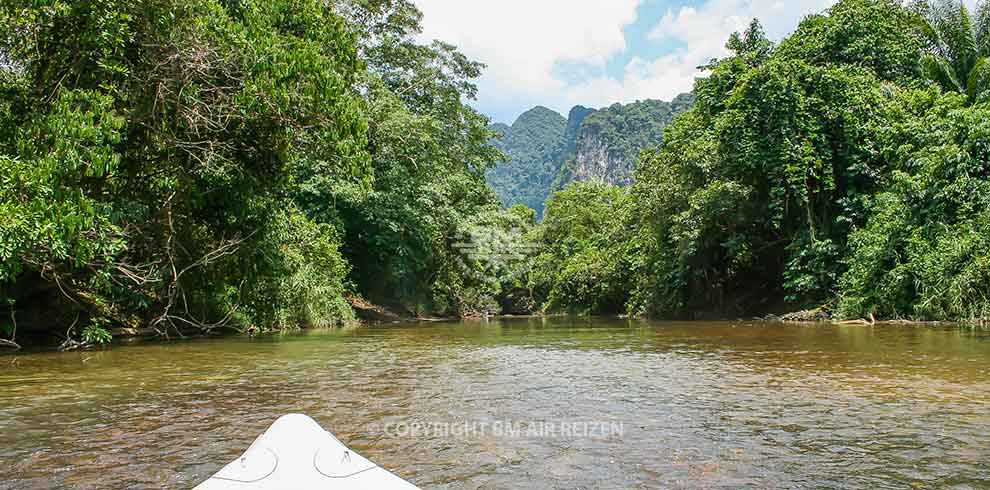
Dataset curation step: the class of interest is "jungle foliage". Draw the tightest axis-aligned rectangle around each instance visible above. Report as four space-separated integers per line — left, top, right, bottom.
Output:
528 0 990 322
0 0 513 346
527 181 635 315
2 0 988 348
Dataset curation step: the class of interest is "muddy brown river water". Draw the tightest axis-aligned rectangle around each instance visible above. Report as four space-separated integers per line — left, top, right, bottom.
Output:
1 318 989 489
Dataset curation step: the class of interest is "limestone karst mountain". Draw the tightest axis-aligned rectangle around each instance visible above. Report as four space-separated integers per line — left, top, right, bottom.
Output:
487 93 694 216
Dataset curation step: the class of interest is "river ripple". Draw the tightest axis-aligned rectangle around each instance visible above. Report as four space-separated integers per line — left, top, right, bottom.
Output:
1 319 988 489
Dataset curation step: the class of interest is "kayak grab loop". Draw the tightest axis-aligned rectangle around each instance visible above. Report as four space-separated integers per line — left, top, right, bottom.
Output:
313 445 377 478
209 446 278 484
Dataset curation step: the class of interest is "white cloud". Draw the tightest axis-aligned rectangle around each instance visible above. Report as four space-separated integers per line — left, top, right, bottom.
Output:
414 0 845 122
622 0 980 106
580 0 840 104
415 0 641 121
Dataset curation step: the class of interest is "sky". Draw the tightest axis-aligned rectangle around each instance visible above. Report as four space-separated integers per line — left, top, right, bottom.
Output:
412 0 974 124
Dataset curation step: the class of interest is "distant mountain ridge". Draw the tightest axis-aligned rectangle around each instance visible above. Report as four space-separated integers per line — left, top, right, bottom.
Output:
487 93 694 216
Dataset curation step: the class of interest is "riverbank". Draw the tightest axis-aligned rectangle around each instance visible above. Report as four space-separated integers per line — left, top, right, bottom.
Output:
3 309 985 356
3 292 987 354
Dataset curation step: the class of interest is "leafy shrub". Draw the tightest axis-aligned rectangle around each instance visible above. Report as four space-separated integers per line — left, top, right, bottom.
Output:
238 206 355 330
529 181 634 314
838 90 990 320
82 318 113 345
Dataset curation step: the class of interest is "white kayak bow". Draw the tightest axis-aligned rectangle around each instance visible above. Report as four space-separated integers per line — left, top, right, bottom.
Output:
194 414 420 489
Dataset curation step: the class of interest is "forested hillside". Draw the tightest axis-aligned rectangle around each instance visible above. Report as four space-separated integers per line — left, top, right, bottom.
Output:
486 107 569 215
488 94 692 215
555 94 695 188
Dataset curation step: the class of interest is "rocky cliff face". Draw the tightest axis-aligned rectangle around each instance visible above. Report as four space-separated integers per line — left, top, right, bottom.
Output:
557 93 695 189
571 133 635 185
487 93 694 215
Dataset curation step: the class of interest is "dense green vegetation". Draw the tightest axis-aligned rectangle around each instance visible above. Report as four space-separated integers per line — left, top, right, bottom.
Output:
1 0 987 349
2 0 372 344
0 0 518 346
532 0 990 321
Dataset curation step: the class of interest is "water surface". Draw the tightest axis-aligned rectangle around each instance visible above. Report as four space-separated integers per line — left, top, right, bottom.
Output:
1 319 988 489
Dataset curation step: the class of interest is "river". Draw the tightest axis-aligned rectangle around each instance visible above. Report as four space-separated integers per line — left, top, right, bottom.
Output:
1 319 988 489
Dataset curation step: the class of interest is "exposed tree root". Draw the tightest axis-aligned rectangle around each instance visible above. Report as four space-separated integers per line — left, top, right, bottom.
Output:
0 339 21 350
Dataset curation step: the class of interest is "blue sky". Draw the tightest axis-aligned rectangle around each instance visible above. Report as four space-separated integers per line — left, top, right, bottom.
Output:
556 0 695 86
413 0 945 124
415 0 844 123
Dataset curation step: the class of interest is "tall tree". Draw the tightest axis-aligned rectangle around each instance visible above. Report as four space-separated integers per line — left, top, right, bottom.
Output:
915 0 990 102
328 0 507 315
0 0 368 342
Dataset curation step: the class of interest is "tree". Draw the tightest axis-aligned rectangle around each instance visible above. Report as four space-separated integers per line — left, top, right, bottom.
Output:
529 181 634 314
0 0 368 341
327 0 508 316
630 2 926 318
915 0 990 102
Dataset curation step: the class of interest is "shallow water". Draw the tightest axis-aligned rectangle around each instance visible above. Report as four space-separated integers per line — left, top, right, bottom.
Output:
1 319 988 489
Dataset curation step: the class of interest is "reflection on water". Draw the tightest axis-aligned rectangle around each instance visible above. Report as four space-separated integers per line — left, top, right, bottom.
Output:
1 319 988 489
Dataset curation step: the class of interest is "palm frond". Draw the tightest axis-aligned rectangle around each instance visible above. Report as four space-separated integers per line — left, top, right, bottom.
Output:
912 2 943 48
942 1 980 78
922 53 964 92
957 1 979 49
967 56 990 101
917 1 977 78
975 0 990 56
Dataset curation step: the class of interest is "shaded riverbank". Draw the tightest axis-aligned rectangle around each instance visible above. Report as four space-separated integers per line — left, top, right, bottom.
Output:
2 306 986 354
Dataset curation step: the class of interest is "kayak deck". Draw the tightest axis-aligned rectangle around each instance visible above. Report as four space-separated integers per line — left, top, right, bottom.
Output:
194 414 420 489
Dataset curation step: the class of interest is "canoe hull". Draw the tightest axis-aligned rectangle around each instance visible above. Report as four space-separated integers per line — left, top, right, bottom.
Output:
194 414 420 489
